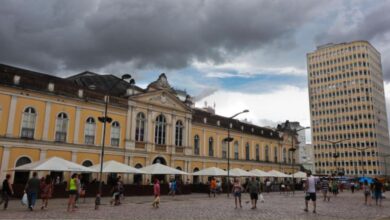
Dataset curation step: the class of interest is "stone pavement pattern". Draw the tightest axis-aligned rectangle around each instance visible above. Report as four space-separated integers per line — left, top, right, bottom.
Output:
1 192 390 219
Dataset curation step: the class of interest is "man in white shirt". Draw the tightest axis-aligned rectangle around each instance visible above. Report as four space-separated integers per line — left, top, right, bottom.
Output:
304 171 319 213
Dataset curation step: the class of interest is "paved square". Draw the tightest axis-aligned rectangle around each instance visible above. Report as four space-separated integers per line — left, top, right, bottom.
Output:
1 192 390 219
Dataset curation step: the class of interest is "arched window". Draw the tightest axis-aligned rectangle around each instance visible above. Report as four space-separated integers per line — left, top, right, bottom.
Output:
135 112 145 142
208 137 214 157
283 148 287 163
111 121 120 147
245 142 250 160
265 145 269 162
14 156 32 184
55 112 68 142
84 117 96 145
234 141 239 160
222 140 227 159
82 160 93 167
194 135 200 155
255 144 260 161
175 120 184 146
274 146 278 163
21 107 36 139
155 115 166 145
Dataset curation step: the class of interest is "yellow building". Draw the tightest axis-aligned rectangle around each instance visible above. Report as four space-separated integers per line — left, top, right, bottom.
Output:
307 41 390 176
0 64 298 184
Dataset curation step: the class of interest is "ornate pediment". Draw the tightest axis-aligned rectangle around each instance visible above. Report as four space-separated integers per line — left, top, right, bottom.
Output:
131 90 191 112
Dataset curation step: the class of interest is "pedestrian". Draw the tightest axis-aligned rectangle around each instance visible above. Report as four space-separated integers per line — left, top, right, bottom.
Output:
209 177 217 198
373 178 383 207
110 178 120 206
246 176 260 209
0 174 14 210
266 179 271 193
118 176 124 203
304 171 319 213
40 175 53 210
25 172 40 211
232 178 243 209
216 180 222 194
363 180 371 205
321 177 330 202
152 178 160 208
350 181 355 193
67 173 78 212
74 174 81 208
331 179 338 197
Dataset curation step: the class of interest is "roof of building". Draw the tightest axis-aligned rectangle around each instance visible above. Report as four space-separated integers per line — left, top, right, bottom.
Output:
192 108 281 140
0 63 282 140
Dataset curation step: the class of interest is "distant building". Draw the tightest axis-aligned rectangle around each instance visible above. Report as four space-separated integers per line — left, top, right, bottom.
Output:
307 40 390 176
300 144 315 173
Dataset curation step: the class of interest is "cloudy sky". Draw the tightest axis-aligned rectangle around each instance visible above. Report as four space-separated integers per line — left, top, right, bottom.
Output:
2 0 390 142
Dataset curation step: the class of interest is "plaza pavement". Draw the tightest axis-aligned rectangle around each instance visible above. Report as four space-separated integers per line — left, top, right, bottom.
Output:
1 191 390 220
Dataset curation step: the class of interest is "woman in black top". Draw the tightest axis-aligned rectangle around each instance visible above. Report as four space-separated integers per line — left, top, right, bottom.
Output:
0 174 14 210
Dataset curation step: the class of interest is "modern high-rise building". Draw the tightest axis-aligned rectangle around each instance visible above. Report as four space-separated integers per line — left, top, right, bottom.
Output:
307 41 390 176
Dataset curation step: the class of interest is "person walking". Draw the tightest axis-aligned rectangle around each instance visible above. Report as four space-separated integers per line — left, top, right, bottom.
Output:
373 178 383 207
321 177 330 202
152 178 160 208
67 173 78 212
40 175 53 210
304 171 319 213
232 178 243 209
0 174 14 210
74 174 82 208
209 178 217 198
246 176 260 209
350 181 355 193
363 180 371 205
25 172 40 211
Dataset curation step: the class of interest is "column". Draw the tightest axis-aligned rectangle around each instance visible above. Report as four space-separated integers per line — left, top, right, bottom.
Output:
42 101 52 141
0 146 11 181
71 151 77 162
147 110 153 143
125 107 132 142
40 149 47 160
130 106 137 141
6 95 17 137
73 107 81 144
203 129 206 156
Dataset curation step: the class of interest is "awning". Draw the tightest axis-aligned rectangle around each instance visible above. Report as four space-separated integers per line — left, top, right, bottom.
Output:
229 168 254 177
267 170 291 178
90 160 145 174
140 163 188 175
11 157 94 172
192 167 227 176
249 169 270 177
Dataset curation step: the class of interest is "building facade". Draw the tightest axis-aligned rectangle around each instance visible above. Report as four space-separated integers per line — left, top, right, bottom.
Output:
0 64 298 184
307 41 390 176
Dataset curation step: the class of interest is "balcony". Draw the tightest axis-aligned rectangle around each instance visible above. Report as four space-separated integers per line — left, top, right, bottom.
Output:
135 142 146 150
155 144 167 152
176 147 184 154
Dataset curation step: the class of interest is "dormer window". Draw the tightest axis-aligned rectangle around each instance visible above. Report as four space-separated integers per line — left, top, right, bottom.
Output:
48 83 55 92
14 75 20 85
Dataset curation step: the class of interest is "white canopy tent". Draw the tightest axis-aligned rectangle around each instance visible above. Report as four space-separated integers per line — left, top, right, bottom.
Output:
140 163 188 175
11 157 94 172
229 168 255 177
267 170 291 178
293 171 307 179
90 160 145 174
192 167 227 176
249 169 270 177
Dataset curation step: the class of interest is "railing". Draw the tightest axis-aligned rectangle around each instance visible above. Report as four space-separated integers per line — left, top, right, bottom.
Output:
155 144 167 152
21 128 34 139
176 147 184 153
135 142 145 149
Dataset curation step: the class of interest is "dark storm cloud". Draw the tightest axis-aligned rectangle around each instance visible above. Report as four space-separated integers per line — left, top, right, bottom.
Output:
0 0 322 75
315 2 390 81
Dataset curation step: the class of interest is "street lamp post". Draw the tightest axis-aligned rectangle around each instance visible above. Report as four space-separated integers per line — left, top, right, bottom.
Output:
288 126 309 195
225 109 249 197
95 74 133 209
322 139 349 177
351 146 369 177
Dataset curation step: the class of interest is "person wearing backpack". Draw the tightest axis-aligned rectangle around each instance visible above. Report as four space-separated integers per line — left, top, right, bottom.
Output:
363 180 371 205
